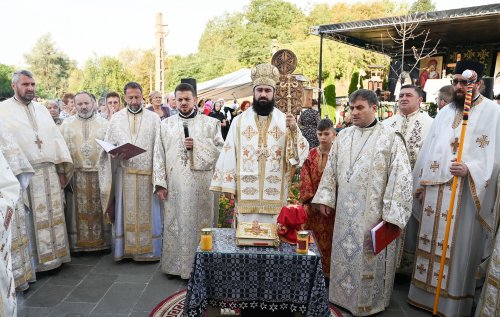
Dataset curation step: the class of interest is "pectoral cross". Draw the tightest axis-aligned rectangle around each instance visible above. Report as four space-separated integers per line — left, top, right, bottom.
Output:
450 138 459 154
34 135 43 150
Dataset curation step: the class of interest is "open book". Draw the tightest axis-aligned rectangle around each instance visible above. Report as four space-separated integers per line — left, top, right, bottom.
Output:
95 139 146 160
370 221 400 255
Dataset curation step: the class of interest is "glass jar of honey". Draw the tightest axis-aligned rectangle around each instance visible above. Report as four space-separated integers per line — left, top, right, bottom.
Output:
296 230 309 254
200 228 213 251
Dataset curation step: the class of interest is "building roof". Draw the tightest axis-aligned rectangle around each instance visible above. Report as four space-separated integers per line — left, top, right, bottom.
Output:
310 4 500 57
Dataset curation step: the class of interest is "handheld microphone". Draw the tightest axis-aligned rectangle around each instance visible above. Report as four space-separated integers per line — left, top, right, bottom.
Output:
183 121 189 138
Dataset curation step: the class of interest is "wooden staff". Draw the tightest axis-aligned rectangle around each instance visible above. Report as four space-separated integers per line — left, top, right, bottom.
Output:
432 69 477 315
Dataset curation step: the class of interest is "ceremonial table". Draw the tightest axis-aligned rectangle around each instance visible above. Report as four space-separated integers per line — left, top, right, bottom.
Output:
183 228 331 317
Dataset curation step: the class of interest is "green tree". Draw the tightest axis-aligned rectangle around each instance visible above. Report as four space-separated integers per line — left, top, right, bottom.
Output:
118 49 155 96
71 56 131 97
409 0 436 13
322 71 337 120
24 33 75 98
348 72 364 95
0 64 14 100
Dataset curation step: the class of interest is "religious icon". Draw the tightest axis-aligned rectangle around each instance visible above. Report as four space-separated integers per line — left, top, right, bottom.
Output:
419 56 443 89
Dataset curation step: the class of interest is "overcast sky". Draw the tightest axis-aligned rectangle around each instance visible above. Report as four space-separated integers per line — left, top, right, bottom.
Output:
1 0 498 67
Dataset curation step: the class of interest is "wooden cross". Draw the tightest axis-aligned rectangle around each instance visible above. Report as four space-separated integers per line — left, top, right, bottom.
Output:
450 137 459 154
417 264 427 274
424 206 434 217
476 135 490 148
419 234 430 245
35 135 43 150
279 74 299 113
430 161 440 172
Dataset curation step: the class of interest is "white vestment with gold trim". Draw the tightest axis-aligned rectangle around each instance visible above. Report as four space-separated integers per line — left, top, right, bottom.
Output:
408 99 500 317
0 125 34 292
475 181 500 317
210 107 308 224
383 110 434 273
98 108 162 261
0 97 72 288
312 122 413 316
153 113 223 279
0 152 21 316
382 110 433 169
59 114 111 252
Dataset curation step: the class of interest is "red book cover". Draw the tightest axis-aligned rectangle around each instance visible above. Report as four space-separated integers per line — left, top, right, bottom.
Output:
371 221 400 255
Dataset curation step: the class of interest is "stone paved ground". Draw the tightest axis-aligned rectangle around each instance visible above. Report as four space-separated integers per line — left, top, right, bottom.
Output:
16 251 431 317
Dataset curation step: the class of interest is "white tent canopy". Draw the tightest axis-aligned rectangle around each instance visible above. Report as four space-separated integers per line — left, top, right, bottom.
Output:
197 68 253 101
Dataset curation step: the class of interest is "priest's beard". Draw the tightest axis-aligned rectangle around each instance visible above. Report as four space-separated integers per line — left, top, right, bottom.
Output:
452 90 465 111
252 97 275 116
78 110 94 119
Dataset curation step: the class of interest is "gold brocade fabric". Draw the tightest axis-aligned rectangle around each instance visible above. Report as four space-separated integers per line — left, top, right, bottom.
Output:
98 108 162 260
0 152 21 316
59 115 111 252
312 123 413 316
153 114 224 278
28 163 70 265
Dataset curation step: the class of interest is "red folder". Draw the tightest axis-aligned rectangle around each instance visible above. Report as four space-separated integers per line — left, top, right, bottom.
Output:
371 221 400 255
95 139 146 160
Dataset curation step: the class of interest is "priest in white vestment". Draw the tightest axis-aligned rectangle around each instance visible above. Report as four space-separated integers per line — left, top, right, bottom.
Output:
0 125 35 292
0 70 73 290
475 173 500 317
210 63 309 224
153 83 224 279
98 82 162 261
408 61 500 317
59 92 111 252
0 151 21 316
312 89 413 316
383 84 434 275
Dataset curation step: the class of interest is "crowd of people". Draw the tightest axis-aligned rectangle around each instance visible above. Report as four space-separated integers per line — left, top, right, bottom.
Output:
0 59 499 317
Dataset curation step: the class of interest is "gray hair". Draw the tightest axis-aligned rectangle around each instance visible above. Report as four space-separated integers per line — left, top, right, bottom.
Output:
438 85 454 104
349 89 378 107
12 70 34 84
45 99 60 111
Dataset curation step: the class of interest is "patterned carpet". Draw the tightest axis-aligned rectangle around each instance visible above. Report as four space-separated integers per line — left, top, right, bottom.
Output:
150 289 343 317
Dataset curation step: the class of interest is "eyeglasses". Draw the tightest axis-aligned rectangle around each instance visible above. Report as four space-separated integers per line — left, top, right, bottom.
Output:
452 79 469 86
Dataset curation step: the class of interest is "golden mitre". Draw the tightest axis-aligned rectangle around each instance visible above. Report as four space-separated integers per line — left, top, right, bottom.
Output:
251 63 280 88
